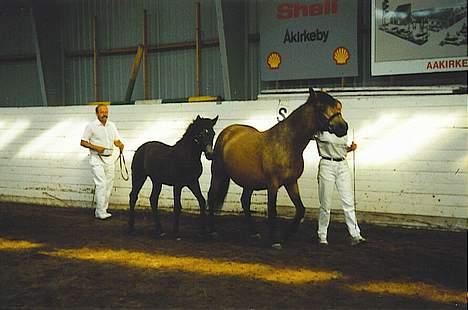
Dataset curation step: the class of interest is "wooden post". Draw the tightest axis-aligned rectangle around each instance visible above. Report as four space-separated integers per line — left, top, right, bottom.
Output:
92 15 99 101
143 9 149 99
195 2 202 96
124 44 144 102
30 7 48 106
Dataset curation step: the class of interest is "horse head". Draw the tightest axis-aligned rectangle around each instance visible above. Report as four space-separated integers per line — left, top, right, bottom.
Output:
308 88 348 137
192 115 218 160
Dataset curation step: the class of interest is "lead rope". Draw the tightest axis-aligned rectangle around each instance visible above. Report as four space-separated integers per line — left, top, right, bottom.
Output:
119 150 129 181
352 128 359 235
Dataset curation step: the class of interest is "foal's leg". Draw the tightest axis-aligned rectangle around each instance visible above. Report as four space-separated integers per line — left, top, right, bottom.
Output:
267 184 281 249
240 188 259 238
149 178 164 237
187 181 207 236
173 185 182 239
284 182 306 240
128 174 147 233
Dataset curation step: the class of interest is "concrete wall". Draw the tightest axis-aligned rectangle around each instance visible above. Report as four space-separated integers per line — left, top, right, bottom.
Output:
0 92 466 230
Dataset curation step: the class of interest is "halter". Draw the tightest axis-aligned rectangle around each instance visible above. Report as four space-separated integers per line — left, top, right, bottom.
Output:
318 111 347 134
193 129 210 146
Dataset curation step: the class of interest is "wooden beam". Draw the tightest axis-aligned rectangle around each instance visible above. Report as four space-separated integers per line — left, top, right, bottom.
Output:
92 15 99 101
215 0 231 100
143 9 150 100
30 7 48 106
195 2 202 96
124 44 144 101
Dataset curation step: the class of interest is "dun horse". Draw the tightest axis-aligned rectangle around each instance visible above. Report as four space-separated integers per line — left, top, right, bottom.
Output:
129 115 218 238
207 88 348 249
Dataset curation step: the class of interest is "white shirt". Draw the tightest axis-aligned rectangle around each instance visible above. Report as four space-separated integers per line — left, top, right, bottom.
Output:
81 119 121 156
315 131 349 159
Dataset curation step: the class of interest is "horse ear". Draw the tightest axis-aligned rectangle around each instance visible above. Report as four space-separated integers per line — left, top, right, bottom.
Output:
307 88 318 104
211 115 219 126
196 115 201 121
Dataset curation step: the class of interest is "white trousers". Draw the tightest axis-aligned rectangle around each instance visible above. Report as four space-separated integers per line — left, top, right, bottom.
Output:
90 155 115 217
317 159 361 240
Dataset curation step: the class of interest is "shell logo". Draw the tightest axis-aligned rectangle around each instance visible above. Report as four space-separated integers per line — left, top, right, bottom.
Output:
267 52 281 69
333 47 350 65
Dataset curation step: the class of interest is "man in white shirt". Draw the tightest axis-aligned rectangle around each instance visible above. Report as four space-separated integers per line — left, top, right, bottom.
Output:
315 130 366 246
80 104 124 220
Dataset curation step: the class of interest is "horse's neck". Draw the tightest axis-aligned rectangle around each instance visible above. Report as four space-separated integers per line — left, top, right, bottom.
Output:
175 136 201 157
271 103 317 151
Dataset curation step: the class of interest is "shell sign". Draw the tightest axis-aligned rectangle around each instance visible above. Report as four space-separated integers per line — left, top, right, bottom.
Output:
267 52 282 69
333 47 350 65
259 0 358 80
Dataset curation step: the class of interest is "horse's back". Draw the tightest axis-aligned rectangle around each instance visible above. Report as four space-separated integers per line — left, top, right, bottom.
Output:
132 141 172 174
214 124 269 189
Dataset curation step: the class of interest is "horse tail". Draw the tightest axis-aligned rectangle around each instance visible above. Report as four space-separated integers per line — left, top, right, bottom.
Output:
207 167 230 212
207 136 230 212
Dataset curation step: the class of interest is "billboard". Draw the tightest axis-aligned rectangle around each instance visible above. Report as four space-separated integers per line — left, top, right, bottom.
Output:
259 0 359 81
372 0 468 75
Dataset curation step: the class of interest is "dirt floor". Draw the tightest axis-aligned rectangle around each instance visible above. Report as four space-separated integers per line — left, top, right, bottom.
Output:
0 202 466 309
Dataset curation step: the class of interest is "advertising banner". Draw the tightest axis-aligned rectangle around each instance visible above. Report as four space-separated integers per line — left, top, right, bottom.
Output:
372 0 468 76
259 0 359 81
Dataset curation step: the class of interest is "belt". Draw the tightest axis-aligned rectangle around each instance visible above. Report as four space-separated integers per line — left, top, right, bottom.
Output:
99 154 112 157
321 156 345 162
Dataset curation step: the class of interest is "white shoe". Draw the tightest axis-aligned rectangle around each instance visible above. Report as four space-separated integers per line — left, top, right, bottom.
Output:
95 212 112 220
318 238 328 246
351 235 366 246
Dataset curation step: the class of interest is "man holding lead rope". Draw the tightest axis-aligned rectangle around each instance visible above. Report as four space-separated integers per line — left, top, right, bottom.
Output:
80 104 124 220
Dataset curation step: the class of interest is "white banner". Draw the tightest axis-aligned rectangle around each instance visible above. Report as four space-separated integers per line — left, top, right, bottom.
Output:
371 0 468 76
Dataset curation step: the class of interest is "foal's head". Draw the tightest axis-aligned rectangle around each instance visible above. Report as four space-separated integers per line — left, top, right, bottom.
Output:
185 115 218 160
307 88 348 137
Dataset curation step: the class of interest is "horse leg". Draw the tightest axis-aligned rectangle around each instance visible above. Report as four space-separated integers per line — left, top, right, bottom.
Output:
240 188 259 238
172 185 183 239
149 178 165 237
267 184 281 249
188 181 207 236
128 174 147 234
284 182 306 240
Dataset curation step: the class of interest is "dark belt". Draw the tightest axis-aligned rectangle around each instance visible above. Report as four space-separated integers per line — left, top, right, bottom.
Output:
99 154 112 157
321 156 345 162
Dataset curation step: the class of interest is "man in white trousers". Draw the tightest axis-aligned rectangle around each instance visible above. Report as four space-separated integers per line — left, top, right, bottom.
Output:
80 104 124 220
315 129 366 246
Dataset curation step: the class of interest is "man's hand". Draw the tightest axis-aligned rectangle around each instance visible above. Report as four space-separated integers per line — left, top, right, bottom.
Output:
114 140 124 152
95 145 105 153
347 142 357 152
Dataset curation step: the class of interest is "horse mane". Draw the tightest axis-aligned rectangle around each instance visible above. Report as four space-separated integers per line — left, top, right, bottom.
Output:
279 90 337 137
180 119 201 141
305 91 337 113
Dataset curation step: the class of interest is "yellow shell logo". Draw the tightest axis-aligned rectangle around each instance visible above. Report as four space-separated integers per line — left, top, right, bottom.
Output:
333 47 350 65
267 52 281 69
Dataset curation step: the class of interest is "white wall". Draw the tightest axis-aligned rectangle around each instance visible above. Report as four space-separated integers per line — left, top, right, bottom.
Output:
0 92 466 230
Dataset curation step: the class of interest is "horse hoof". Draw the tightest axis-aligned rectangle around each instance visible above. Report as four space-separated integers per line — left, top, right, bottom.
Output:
250 233 261 240
271 243 282 250
153 232 166 239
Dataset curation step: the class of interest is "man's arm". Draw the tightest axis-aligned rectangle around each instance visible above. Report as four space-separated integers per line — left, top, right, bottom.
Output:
80 140 105 153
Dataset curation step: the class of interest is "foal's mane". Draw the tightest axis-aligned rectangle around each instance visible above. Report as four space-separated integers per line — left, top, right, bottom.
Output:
180 119 202 141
